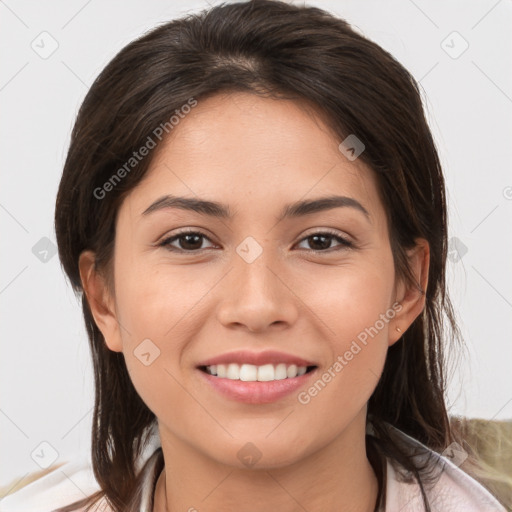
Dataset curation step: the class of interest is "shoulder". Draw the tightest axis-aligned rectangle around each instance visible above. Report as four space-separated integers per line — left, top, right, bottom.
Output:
0 459 110 512
0 443 163 512
383 427 507 512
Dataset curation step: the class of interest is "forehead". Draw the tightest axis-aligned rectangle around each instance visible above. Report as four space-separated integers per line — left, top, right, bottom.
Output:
121 92 384 225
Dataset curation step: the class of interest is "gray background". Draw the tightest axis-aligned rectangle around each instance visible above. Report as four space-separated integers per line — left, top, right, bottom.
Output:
1 0 511 488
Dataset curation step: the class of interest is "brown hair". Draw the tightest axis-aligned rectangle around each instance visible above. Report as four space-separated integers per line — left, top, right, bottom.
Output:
54 1 466 510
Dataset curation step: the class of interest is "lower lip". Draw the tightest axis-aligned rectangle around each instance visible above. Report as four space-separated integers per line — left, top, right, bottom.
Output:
197 368 317 404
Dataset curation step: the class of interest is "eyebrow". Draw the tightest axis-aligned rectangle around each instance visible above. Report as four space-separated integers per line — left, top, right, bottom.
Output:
141 194 370 222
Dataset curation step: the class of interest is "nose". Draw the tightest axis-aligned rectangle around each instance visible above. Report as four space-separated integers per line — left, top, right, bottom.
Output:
216 248 299 334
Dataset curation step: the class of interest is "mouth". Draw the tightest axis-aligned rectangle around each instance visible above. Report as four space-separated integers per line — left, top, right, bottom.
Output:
198 363 317 381
195 350 319 404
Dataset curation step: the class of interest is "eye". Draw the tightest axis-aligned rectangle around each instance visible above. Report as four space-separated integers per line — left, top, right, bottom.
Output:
158 229 353 253
295 230 353 252
159 230 216 252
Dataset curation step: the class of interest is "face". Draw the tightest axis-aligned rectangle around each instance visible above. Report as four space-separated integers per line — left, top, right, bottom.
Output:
82 92 425 469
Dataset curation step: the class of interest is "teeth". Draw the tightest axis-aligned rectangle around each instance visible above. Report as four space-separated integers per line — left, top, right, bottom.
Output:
275 363 287 380
204 363 311 381
286 364 297 378
257 364 274 381
239 364 257 381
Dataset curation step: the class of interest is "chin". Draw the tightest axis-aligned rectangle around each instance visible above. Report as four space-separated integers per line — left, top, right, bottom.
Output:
205 435 313 471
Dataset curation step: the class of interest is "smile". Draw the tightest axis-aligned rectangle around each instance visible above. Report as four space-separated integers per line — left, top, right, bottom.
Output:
200 363 316 381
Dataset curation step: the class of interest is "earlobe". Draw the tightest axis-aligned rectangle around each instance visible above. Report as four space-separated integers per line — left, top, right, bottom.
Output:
78 250 123 353
389 239 430 347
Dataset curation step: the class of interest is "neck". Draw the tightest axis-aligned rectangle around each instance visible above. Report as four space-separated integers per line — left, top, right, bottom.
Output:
153 414 379 512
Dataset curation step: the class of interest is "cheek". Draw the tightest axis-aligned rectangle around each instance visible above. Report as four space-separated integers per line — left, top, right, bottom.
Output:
297 255 395 405
305 252 396 343
114 256 205 343
112 259 218 415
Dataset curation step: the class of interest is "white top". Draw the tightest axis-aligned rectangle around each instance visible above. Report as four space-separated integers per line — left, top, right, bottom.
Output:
0 426 506 512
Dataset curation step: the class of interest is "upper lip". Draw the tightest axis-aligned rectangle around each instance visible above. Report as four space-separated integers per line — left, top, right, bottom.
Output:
196 350 317 368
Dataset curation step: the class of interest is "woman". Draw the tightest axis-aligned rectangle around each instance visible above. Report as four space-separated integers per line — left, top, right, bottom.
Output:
2 1 507 510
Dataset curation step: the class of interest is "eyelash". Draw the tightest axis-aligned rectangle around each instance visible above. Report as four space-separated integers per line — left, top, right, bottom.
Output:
158 229 354 254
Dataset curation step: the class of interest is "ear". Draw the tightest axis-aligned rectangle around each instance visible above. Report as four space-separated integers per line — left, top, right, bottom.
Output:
389 238 430 347
78 250 123 352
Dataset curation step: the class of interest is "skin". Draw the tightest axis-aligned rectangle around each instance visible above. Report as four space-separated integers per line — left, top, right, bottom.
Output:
79 92 429 512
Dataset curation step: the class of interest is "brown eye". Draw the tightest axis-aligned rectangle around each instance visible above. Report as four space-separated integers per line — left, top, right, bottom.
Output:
296 231 353 252
159 231 215 252
158 229 353 254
